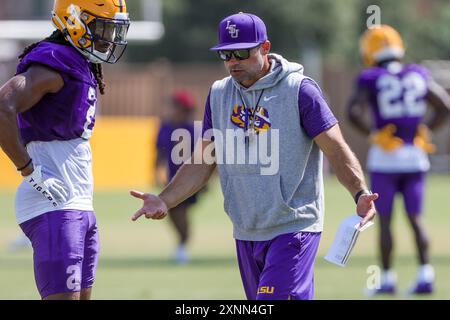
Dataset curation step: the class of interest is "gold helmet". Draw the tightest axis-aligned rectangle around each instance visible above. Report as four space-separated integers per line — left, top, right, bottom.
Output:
52 0 130 64
359 25 405 67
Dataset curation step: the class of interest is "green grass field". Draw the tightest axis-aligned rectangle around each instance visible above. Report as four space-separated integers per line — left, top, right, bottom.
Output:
1 174 449 300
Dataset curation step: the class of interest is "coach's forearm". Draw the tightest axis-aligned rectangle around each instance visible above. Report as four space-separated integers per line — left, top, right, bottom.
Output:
327 142 367 198
159 162 216 209
315 125 368 198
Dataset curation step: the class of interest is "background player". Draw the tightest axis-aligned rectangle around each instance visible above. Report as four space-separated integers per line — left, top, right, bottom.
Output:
0 0 130 299
347 25 450 296
156 90 204 264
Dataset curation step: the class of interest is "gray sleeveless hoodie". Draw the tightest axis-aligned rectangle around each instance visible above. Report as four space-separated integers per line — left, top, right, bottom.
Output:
209 53 324 241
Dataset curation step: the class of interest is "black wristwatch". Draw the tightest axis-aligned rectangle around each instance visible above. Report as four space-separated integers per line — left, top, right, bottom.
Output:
354 189 372 204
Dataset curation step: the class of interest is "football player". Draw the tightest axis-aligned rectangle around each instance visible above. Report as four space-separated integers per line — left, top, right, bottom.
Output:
156 90 203 264
0 0 130 299
347 25 450 296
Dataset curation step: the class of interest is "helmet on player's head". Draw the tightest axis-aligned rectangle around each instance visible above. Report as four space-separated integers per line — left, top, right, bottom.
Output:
359 25 405 67
52 0 130 64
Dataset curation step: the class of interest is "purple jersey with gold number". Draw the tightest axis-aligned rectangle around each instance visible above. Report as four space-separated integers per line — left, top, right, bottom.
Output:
16 41 98 145
357 62 431 144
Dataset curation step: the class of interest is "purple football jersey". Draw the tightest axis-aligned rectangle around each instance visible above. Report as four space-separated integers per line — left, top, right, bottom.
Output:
157 121 196 180
16 42 98 145
357 63 431 143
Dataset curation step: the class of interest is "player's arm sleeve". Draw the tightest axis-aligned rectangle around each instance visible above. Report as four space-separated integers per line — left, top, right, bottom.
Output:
16 44 87 84
413 64 432 83
298 79 338 139
356 71 370 88
202 89 214 140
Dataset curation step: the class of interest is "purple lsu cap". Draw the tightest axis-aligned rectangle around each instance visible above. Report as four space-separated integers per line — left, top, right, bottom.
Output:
210 12 268 51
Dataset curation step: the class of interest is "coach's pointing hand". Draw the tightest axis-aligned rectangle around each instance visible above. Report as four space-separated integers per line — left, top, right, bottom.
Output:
130 190 168 221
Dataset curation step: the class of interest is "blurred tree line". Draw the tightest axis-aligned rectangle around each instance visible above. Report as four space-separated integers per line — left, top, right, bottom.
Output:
126 0 450 65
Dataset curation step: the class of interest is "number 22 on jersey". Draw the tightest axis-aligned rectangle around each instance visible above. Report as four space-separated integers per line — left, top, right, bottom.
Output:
376 72 427 120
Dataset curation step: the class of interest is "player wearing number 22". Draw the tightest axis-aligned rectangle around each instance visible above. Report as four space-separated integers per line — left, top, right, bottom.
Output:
0 0 130 299
347 25 450 296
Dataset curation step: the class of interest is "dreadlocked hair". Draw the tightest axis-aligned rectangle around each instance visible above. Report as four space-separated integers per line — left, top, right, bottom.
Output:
91 63 105 95
18 29 106 95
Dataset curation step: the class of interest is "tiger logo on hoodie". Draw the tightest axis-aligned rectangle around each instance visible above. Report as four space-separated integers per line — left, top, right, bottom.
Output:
231 104 271 134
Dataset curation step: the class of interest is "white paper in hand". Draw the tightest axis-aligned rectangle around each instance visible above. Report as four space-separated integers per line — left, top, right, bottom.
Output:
324 215 374 267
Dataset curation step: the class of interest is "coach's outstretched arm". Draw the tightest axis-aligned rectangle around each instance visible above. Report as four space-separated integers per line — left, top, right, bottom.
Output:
131 139 216 221
314 124 379 227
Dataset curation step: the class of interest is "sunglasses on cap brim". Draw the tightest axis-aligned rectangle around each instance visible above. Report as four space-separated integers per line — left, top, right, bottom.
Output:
217 44 261 61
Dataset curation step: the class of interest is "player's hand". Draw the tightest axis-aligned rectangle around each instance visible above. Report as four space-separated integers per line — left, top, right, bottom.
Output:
130 190 168 221
371 124 404 152
24 165 69 207
356 192 379 227
414 124 436 154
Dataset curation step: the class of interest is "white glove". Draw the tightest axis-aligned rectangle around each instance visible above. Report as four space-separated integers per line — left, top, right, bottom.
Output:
24 165 69 208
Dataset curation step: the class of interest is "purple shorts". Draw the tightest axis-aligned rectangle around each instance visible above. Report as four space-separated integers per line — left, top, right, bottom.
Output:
236 232 321 300
370 172 426 217
20 210 100 299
